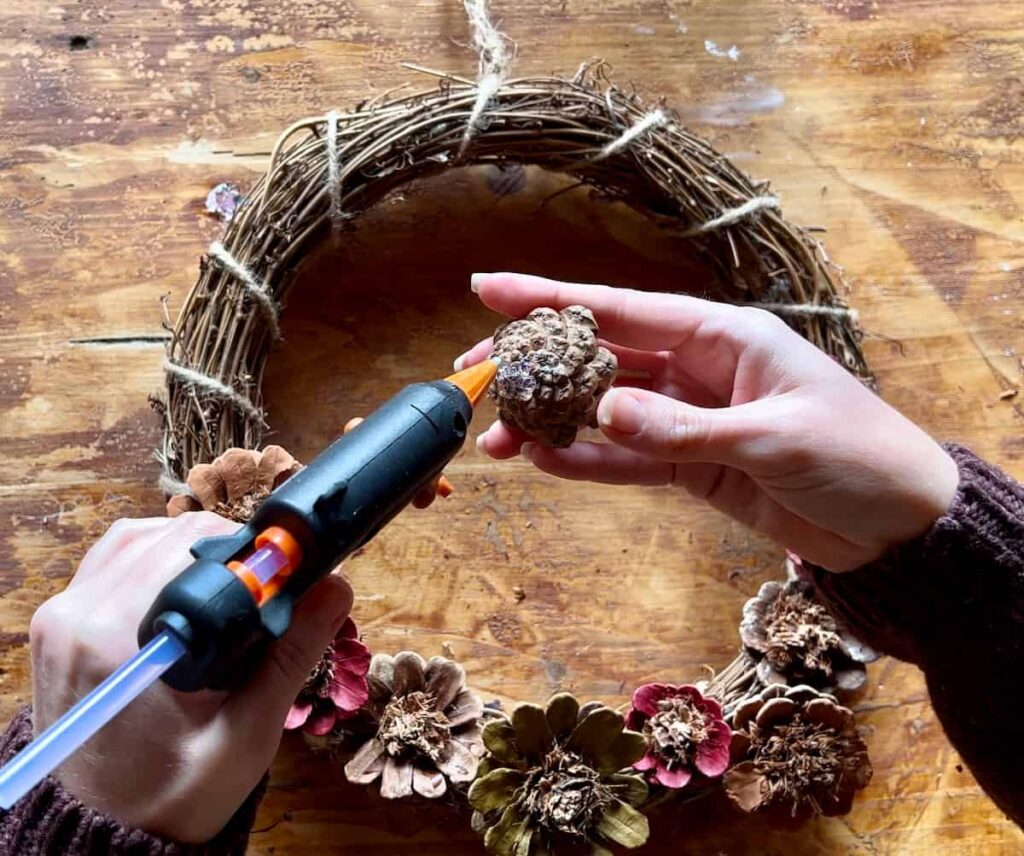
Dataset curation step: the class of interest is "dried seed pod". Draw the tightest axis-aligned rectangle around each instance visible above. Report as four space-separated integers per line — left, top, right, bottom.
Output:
490 306 617 447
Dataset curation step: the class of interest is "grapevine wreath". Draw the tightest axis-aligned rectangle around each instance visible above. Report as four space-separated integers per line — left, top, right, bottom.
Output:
153 2 878 851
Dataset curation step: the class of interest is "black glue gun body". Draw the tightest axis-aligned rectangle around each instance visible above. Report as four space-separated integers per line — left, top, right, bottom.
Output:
139 379 473 691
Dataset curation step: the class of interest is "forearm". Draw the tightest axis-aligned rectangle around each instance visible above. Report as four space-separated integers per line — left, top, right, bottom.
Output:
0 707 266 855
808 445 1024 826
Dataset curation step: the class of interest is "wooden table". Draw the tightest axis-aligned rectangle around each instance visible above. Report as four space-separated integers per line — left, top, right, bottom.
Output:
2 0 1022 852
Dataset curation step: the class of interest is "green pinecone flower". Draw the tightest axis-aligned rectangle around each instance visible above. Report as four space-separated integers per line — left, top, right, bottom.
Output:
469 693 649 855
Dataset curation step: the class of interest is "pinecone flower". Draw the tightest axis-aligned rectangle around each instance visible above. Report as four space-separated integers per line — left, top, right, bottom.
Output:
724 684 872 822
285 618 371 735
490 306 617 448
342 652 485 799
740 579 877 692
625 684 731 789
166 445 301 521
469 693 649 855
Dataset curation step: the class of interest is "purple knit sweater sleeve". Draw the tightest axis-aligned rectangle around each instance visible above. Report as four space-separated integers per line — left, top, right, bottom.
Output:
809 444 1024 827
0 707 265 855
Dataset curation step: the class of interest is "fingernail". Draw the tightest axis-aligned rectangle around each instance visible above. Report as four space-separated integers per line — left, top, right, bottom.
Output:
521 442 536 461
453 351 467 371
470 273 487 293
600 390 645 435
475 431 489 453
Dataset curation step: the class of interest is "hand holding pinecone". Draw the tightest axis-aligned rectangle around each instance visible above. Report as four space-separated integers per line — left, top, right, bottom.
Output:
490 305 617 447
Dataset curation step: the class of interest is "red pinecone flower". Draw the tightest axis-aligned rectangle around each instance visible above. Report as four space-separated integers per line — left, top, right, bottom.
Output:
626 683 731 789
285 618 371 735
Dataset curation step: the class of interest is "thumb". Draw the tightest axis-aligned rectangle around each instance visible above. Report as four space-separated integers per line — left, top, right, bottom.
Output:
597 387 761 467
228 572 354 730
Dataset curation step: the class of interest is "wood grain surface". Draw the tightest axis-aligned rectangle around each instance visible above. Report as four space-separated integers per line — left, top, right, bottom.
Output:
2 0 1023 853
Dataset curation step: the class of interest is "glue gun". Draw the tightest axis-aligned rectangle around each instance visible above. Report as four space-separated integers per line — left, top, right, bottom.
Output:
0 359 498 809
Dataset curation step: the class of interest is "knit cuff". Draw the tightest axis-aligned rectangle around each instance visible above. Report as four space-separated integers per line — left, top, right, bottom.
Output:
0 707 265 856
808 444 1024 666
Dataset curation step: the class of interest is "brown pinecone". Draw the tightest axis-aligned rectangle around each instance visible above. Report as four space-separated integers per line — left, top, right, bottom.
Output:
724 684 872 823
490 306 617 447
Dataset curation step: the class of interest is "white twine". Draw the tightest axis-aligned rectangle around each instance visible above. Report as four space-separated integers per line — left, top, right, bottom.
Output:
750 302 859 323
208 241 281 340
157 469 192 497
155 447 194 497
163 359 264 423
460 0 511 155
684 195 780 236
325 110 341 219
594 109 668 161
153 428 193 496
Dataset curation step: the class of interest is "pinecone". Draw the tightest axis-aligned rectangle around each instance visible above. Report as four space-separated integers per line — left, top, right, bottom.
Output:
469 693 649 854
740 578 877 693
724 684 872 823
166 445 301 521
341 652 486 799
490 306 617 448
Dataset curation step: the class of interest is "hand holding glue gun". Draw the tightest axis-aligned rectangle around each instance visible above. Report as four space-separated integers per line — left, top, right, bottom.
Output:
25 512 352 842
0 360 497 842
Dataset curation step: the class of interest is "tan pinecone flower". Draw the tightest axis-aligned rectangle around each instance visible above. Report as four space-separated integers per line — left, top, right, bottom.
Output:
342 652 485 799
166 445 301 522
740 579 877 692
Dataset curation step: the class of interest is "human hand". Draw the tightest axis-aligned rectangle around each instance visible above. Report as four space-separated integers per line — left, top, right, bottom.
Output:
458 272 958 572
29 512 353 842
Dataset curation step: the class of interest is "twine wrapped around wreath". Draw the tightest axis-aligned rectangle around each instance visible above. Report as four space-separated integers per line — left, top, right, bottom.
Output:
156 62 870 488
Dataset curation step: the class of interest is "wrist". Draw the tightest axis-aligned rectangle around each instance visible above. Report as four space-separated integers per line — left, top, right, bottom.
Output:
3 707 265 854
841 409 960 566
895 439 959 547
